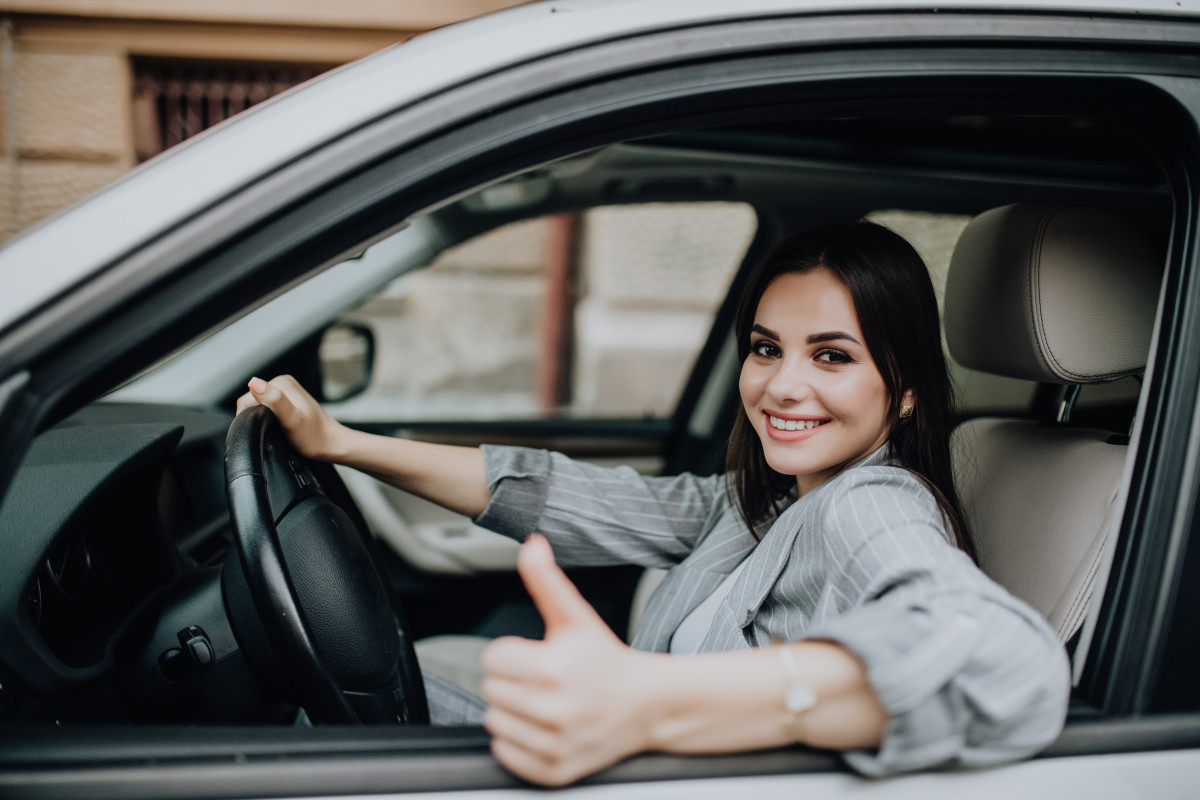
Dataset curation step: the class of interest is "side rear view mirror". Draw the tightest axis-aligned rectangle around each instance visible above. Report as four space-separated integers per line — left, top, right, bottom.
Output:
319 323 375 403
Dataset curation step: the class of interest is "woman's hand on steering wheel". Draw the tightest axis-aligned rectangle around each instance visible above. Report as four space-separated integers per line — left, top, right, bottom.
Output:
237 375 347 462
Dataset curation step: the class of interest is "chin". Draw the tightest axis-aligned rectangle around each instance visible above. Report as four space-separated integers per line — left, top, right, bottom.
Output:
760 451 812 480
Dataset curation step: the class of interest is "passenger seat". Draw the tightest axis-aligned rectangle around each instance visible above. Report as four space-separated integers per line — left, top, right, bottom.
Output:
943 201 1160 642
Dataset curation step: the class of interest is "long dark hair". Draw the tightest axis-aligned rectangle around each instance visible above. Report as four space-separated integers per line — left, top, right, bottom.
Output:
724 221 975 562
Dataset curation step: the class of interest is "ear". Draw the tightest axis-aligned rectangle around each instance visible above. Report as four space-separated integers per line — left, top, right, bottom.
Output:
898 389 916 418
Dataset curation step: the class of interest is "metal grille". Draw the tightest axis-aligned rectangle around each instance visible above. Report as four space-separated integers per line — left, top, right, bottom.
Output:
132 61 332 160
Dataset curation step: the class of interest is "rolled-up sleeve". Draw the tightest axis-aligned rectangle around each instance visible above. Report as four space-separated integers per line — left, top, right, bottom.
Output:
803 469 1070 775
473 445 725 568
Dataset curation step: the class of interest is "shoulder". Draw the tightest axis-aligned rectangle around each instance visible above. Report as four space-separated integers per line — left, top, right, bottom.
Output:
817 464 939 518
805 464 950 555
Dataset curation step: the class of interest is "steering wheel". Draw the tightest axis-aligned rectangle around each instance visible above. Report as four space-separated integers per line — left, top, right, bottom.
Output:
222 405 428 724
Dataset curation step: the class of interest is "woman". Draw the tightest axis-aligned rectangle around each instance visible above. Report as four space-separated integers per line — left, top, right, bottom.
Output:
238 221 1069 785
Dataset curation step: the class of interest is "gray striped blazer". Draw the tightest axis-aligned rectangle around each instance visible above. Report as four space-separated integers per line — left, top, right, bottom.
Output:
474 444 1070 776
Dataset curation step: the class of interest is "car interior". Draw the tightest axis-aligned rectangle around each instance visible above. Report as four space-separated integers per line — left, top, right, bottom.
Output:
945 202 1160 646
0 100 1174 754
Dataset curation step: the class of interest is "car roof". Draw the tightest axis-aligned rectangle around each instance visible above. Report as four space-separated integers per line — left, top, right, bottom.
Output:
0 0 1195 334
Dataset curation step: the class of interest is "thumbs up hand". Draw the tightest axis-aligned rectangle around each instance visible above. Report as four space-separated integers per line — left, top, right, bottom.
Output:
481 535 657 786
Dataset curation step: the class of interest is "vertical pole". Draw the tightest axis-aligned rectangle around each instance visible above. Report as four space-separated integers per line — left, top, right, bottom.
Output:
1 17 21 235
538 213 581 412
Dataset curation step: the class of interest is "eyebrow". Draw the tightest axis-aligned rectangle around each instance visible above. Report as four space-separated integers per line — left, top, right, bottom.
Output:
751 324 862 346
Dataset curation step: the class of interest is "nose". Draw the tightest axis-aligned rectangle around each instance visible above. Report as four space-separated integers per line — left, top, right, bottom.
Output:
765 356 812 405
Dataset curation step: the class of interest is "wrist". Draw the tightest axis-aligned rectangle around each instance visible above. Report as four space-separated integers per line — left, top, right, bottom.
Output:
776 644 818 744
632 652 677 753
319 419 356 463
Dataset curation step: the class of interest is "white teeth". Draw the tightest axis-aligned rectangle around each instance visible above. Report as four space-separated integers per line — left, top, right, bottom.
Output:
769 415 823 431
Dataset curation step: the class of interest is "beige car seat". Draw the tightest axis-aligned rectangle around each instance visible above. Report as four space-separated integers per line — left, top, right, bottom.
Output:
944 201 1161 642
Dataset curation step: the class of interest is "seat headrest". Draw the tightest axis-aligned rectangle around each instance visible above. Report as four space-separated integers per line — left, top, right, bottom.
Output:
944 202 1160 384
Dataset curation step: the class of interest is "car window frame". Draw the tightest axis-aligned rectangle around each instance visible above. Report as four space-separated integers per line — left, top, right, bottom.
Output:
1077 76 1200 716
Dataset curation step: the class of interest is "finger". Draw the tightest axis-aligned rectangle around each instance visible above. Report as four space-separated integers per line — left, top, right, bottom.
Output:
518 534 605 635
483 706 564 761
268 373 304 397
480 675 562 727
246 376 300 426
490 736 569 786
235 390 259 414
481 636 546 681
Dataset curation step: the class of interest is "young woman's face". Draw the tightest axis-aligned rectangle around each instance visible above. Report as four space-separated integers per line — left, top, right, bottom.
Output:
739 267 910 496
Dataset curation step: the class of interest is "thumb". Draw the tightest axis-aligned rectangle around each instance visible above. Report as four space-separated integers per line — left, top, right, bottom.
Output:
518 534 606 636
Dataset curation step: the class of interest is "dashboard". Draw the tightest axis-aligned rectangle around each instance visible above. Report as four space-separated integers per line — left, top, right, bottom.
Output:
0 403 236 723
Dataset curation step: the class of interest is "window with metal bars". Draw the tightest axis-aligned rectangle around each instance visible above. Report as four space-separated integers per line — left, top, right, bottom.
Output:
131 60 334 161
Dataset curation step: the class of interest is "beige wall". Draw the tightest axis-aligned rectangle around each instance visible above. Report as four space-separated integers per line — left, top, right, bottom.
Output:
0 0 525 241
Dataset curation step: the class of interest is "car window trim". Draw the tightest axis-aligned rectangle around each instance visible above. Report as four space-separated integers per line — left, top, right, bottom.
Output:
1078 81 1200 715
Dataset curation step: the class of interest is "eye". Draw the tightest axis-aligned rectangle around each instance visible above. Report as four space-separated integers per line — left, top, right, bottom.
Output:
750 339 781 358
815 348 854 365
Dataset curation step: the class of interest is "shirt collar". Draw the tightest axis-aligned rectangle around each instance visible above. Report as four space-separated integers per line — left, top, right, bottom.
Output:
791 442 895 503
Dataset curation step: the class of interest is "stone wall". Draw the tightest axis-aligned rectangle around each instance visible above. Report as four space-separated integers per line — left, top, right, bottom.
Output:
343 203 758 420
349 218 550 418
0 0 525 242
1 31 133 238
573 203 757 416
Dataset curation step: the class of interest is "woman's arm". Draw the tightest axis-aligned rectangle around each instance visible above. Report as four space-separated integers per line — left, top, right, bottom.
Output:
803 470 1070 776
238 376 722 566
237 375 491 517
480 535 887 786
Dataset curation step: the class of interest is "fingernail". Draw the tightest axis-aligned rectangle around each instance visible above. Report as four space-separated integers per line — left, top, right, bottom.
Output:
248 377 267 394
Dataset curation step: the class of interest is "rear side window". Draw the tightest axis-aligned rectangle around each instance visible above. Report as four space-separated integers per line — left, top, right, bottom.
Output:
327 202 756 421
867 209 1038 415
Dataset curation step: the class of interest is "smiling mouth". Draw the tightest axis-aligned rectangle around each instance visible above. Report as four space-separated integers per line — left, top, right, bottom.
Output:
766 413 828 432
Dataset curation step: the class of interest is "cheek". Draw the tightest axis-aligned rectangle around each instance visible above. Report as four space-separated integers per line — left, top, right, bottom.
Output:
824 372 889 420
738 362 764 407
851 374 892 422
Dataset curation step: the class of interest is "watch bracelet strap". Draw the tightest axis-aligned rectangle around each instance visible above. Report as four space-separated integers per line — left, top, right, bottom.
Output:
777 643 818 742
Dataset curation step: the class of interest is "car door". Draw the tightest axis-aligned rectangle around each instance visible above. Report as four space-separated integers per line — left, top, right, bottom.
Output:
2 3 1200 798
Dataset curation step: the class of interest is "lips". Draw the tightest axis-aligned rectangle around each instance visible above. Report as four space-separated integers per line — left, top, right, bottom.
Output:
763 411 828 441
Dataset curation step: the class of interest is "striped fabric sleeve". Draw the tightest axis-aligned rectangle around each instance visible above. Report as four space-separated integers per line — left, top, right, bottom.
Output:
802 468 1070 775
473 445 725 568
423 671 486 726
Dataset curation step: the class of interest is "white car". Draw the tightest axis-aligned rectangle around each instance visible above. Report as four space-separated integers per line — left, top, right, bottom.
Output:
1 1 1198 798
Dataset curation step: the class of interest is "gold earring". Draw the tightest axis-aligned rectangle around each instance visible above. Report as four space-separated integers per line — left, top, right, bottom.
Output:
899 404 914 418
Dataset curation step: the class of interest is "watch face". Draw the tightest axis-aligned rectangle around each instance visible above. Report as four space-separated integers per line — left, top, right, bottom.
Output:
785 683 817 713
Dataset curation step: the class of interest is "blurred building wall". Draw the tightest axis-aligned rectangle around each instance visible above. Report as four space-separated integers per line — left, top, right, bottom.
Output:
333 203 757 422
0 0 525 242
